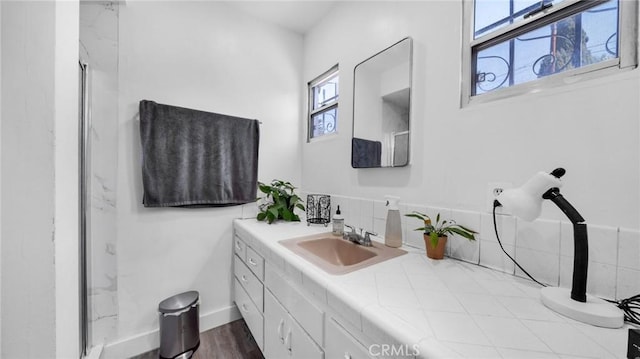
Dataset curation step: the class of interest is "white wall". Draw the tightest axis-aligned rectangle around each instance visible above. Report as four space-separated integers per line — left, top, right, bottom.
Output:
105 2 303 356
1 1 80 357
54 2 81 357
1 2 56 357
302 1 640 230
301 1 640 302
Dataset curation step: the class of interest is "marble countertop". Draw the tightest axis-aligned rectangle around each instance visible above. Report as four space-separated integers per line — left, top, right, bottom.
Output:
234 219 633 358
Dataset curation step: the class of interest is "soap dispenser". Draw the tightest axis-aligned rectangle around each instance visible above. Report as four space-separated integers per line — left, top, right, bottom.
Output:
384 196 402 248
332 206 344 236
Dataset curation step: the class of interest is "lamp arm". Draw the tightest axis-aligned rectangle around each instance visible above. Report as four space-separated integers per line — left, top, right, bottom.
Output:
543 188 585 224
543 188 588 302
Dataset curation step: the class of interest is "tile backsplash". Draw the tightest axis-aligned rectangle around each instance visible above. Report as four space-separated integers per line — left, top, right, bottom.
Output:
242 192 640 301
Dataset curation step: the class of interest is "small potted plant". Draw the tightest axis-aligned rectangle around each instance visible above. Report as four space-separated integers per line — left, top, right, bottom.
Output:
405 212 477 259
256 180 305 224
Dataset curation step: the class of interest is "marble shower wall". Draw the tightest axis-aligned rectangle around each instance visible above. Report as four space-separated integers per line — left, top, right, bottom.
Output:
80 1 119 346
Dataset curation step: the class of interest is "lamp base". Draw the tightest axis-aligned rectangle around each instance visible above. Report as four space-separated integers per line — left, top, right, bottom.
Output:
540 287 624 328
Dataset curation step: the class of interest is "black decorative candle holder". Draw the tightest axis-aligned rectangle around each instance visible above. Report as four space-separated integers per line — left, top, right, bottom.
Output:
306 194 331 226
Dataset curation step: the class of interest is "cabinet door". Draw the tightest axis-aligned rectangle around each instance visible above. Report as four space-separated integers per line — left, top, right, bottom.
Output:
265 290 323 359
264 291 289 359
288 316 324 359
265 264 324 345
325 318 372 359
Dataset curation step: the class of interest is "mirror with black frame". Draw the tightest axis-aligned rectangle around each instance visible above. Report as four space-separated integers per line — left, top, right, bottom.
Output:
352 37 412 168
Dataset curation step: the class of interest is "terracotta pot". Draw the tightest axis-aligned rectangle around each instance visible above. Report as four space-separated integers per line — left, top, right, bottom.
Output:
424 234 447 260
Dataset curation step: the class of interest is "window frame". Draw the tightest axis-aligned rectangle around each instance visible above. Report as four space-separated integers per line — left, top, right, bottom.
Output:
461 0 638 106
307 65 339 142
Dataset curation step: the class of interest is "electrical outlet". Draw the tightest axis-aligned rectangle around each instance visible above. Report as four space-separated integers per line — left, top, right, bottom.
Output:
486 182 512 213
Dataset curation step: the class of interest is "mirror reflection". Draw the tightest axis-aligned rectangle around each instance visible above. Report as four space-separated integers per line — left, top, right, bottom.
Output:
352 37 412 168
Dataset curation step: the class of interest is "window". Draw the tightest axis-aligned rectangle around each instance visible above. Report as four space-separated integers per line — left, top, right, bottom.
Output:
308 65 339 140
463 0 637 103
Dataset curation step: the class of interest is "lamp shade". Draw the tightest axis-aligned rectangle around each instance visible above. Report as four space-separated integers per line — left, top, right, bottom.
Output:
496 171 563 222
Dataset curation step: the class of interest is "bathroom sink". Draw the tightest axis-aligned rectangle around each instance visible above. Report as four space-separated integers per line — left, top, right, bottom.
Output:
279 233 407 275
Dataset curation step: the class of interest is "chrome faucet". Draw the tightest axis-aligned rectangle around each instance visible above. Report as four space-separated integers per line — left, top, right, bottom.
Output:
343 224 376 247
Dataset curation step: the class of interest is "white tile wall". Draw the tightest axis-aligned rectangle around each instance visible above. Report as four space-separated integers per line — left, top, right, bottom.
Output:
302 192 640 301
404 203 428 250
514 219 561 285
618 228 640 270
448 210 481 264
479 213 517 274
616 266 640 299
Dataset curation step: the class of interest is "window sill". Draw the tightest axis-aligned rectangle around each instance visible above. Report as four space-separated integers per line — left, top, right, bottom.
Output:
307 132 339 144
461 60 636 108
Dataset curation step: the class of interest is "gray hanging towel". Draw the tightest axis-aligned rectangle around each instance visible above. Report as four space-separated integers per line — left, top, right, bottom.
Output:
139 100 259 207
351 137 381 168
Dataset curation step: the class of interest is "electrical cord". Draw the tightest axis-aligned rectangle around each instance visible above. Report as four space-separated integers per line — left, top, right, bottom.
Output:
493 200 640 326
606 295 640 326
492 200 547 287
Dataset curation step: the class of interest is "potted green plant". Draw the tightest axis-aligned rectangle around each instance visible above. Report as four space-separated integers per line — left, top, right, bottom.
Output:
405 212 477 259
256 180 305 224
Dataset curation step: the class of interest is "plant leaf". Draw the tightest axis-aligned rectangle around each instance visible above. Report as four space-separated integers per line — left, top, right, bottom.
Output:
266 211 275 224
282 208 293 221
430 232 439 249
405 213 428 221
448 226 476 240
457 224 478 234
296 203 305 211
257 212 267 221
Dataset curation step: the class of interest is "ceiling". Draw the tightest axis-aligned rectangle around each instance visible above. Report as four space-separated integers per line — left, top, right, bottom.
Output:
226 1 338 35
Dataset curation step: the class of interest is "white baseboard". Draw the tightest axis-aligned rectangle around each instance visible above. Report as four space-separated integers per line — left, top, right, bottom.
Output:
101 305 241 359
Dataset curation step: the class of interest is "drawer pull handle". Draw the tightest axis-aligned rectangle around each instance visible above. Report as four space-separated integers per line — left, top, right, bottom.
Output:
248 258 257 266
241 275 248 282
285 329 292 354
241 303 249 312
277 319 285 344
344 353 351 359
235 242 242 250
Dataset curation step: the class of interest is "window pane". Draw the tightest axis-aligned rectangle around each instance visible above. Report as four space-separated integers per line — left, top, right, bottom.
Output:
474 0 567 38
312 74 339 110
473 0 618 95
310 107 337 138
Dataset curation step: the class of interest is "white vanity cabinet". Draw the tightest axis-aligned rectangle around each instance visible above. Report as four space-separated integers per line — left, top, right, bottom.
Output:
232 224 406 359
232 234 265 350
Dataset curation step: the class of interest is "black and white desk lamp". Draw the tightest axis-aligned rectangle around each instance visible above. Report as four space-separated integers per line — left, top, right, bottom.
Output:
495 168 623 328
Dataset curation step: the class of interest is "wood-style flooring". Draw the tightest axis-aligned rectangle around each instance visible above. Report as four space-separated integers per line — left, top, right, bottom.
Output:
131 319 264 359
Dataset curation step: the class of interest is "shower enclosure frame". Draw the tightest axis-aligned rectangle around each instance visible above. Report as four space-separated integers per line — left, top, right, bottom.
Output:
78 59 91 358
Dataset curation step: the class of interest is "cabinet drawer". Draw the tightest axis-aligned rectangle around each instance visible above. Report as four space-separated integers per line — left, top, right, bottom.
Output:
234 279 264 350
234 255 264 312
245 246 264 280
233 236 246 261
265 264 324 345
326 318 372 359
